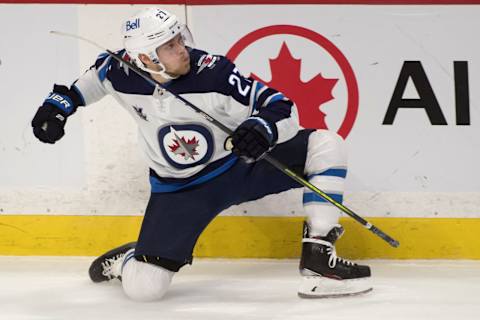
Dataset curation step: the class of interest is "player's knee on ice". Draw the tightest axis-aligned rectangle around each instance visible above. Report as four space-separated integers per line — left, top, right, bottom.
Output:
305 129 347 173
121 258 174 302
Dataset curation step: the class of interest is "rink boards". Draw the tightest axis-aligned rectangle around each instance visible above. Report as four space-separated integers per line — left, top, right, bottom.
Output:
1 215 479 259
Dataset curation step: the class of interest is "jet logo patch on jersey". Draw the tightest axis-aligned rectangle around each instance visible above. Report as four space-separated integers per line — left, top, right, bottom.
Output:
132 105 148 121
168 130 200 161
158 124 214 169
119 51 131 75
197 54 218 74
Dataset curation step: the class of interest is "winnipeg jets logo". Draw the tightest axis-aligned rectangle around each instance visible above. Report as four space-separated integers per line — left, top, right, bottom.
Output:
158 124 214 169
197 54 218 74
168 127 199 160
132 105 147 121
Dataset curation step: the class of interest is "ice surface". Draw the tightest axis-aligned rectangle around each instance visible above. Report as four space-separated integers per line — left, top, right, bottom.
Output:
0 258 479 320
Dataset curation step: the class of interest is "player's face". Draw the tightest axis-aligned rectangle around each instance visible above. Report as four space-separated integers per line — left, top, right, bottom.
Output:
156 34 190 76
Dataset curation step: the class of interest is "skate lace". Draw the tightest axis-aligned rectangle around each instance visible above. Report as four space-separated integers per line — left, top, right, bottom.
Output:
101 253 125 279
326 245 355 268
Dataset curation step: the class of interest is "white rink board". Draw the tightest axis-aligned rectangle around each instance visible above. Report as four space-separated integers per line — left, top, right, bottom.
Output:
0 5 84 188
0 4 479 217
189 5 480 192
0 5 183 215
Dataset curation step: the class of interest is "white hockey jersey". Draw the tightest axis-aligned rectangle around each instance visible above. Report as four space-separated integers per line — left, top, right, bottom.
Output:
71 48 300 192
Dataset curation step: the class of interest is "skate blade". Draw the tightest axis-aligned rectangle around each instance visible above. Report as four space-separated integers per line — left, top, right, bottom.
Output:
297 276 373 299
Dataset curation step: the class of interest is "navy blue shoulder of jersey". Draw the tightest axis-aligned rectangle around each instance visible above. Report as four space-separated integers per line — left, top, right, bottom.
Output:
93 50 155 95
166 49 251 106
92 48 252 105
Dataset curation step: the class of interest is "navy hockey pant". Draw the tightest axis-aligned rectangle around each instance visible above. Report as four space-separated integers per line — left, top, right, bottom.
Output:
134 129 314 269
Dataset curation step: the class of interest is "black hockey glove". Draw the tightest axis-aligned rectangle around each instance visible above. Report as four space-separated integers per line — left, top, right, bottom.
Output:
32 84 83 144
230 117 277 163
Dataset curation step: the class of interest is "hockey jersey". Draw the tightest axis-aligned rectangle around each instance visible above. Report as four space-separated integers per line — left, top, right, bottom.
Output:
72 48 300 192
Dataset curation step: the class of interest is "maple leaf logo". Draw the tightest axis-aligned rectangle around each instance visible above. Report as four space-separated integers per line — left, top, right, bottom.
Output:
250 42 338 129
168 136 200 160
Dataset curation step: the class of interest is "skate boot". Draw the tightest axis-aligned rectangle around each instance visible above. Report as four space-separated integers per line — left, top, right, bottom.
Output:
298 223 372 298
89 242 136 283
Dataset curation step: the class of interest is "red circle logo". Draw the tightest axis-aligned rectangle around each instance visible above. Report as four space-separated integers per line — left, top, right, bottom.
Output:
226 25 359 139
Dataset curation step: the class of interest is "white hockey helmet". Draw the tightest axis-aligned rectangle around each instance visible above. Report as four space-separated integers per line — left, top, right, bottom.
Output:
122 8 193 79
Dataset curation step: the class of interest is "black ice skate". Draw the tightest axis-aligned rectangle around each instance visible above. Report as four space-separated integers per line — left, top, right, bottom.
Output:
298 223 372 298
89 242 136 283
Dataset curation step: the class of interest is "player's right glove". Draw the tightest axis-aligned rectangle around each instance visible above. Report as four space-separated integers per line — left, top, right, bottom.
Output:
31 84 83 144
230 116 277 163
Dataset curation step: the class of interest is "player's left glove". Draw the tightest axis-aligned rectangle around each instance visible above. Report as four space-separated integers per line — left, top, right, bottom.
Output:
230 116 277 163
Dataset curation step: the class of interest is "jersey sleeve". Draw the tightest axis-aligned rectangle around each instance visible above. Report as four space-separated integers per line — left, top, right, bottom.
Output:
70 52 115 106
214 56 300 144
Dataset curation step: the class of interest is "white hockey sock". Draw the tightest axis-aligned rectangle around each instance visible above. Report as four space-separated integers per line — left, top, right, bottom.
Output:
304 173 345 237
305 204 341 237
303 130 347 238
121 254 175 302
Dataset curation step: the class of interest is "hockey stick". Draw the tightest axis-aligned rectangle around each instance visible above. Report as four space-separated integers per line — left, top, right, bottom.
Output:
50 31 400 248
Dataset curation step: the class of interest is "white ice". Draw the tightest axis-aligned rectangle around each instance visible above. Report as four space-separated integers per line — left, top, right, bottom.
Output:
1 258 479 320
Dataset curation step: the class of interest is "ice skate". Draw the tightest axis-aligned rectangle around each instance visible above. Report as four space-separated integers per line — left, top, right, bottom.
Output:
89 242 136 283
298 223 372 298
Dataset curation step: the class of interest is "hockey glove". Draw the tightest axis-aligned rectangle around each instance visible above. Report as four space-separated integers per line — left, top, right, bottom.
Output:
230 117 277 163
32 84 83 144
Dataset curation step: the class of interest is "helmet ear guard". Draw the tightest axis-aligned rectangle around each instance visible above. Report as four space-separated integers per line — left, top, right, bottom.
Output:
121 8 194 79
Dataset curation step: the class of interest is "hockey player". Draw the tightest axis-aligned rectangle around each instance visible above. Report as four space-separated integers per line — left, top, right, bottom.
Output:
31 8 371 300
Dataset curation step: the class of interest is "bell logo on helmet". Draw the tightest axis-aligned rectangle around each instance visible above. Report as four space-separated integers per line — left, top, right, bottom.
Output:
126 18 140 32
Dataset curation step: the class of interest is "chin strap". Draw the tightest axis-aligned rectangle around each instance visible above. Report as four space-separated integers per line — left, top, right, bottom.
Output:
136 62 179 80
